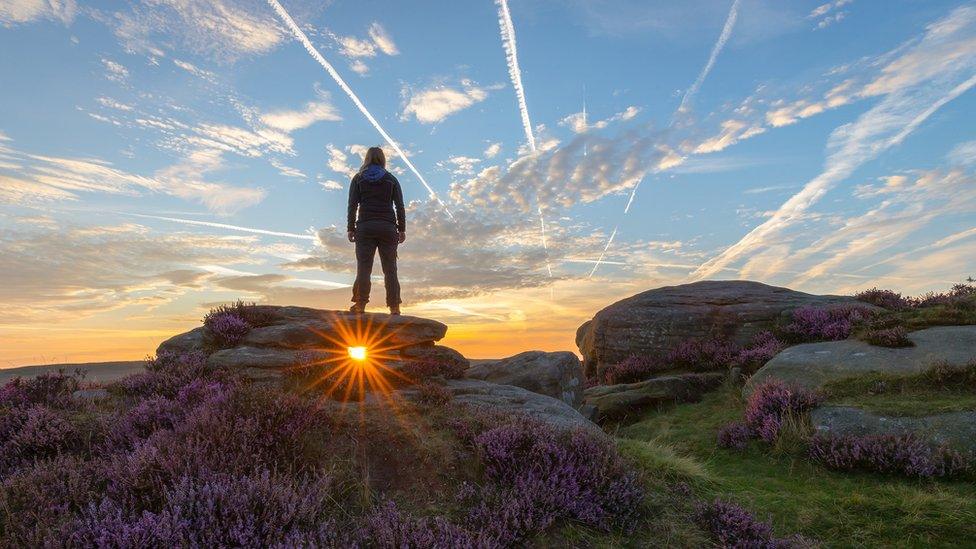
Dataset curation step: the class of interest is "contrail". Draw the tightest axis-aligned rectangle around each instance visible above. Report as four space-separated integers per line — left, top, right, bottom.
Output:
674 0 741 121
266 0 453 219
590 0 741 277
125 212 316 240
494 0 552 283
496 0 536 151
587 227 617 278
692 72 976 280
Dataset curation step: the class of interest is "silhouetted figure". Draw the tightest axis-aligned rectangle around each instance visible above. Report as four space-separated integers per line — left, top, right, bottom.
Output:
347 146 406 315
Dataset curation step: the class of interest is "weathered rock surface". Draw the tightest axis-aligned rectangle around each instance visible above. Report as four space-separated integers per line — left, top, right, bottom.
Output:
583 373 726 424
812 406 976 452
746 326 976 394
465 351 585 408
156 307 467 387
439 379 601 434
576 280 862 376
157 327 210 356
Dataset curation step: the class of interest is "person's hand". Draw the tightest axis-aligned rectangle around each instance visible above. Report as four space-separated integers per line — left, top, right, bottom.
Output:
347 231 356 243
398 231 406 244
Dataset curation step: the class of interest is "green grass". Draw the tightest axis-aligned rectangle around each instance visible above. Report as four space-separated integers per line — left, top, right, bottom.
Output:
617 385 976 548
822 364 976 416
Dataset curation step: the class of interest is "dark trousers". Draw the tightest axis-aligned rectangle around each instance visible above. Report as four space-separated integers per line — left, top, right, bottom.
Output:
352 220 401 307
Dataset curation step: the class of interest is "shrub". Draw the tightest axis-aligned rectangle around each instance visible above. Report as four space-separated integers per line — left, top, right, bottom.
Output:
399 359 466 383
361 500 477 548
70 470 343 547
109 351 220 399
743 380 822 444
416 382 452 406
204 299 277 328
809 433 971 479
203 311 250 347
779 305 874 343
451 411 644 544
666 338 741 371
0 370 83 409
733 331 784 371
717 422 751 451
861 326 914 348
602 355 660 385
855 288 909 310
692 498 816 548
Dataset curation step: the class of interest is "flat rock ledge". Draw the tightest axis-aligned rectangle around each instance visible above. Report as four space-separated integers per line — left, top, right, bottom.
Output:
583 372 726 424
812 406 976 452
746 326 976 395
465 351 585 408
443 379 600 435
156 308 467 377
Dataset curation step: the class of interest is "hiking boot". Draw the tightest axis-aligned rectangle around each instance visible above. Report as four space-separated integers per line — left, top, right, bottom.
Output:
349 302 366 314
389 306 401 316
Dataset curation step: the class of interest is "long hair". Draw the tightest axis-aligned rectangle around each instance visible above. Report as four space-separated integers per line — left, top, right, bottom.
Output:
359 146 386 172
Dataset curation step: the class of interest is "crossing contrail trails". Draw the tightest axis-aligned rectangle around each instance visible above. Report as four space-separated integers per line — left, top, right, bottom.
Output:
538 206 552 277
587 227 617 278
494 0 552 282
589 0 741 277
125 212 316 240
674 0 741 121
266 0 453 220
496 0 536 152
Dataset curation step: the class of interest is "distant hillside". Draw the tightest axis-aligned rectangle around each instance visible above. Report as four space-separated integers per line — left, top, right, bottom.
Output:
0 360 144 383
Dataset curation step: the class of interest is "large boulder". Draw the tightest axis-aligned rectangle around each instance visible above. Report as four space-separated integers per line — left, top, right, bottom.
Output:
155 307 465 386
437 379 601 435
812 406 976 452
746 326 976 394
576 280 862 377
465 351 585 408
583 373 726 424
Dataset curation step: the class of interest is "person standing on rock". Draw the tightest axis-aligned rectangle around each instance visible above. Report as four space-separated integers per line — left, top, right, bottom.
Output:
347 146 405 315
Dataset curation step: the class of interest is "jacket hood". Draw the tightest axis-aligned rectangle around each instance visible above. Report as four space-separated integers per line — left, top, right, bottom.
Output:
361 164 387 182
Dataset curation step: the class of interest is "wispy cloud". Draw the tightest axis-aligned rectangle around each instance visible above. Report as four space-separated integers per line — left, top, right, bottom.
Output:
400 80 491 124
693 6 976 280
0 0 76 26
266 0 453 218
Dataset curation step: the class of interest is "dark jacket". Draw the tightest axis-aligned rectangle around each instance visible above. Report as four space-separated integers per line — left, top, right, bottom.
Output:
347 165 406 233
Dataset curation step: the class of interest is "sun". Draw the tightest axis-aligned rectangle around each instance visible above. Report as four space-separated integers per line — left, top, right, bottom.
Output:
347 346 367 361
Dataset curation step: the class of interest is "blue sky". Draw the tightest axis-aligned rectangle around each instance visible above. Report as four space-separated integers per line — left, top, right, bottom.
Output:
1 0 974 366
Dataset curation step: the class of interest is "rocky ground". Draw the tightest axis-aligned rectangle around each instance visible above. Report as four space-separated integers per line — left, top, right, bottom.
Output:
2 280 974 547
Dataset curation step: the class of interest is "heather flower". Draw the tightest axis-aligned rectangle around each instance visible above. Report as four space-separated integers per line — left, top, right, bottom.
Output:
743 380 822 444
733 331 784 371
717 422 752 451
0 370 83 409
399 358 466 382
809 433 970 479
862 326 914 348
361 500 477 548
416 382 453 405
203 310 251 347
855 288 909 310
71 470 342 548
602 355 661 385
693 498 810 548
780 305 874 343
666 338 741 371
469 418 644 536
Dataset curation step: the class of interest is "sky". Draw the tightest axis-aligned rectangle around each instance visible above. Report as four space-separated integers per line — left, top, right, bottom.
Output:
1 0 975 367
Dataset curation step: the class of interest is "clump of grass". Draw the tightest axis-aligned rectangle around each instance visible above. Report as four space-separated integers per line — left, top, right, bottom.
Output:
822 361 976 416
861 326 914 347
616 437 710 484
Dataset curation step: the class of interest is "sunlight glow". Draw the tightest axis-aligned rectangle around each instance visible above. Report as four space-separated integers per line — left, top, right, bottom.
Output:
347 346 367 361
